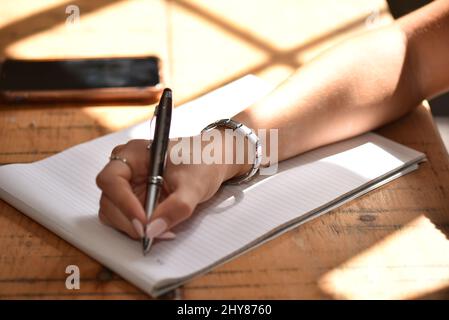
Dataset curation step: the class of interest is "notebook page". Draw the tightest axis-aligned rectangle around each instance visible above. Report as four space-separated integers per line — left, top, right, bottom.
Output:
149 133 424 288
0 76 425 297
0 75 273 288
156 162 422 295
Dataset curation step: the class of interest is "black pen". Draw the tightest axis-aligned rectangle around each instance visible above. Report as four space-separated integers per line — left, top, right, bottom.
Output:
143 88 172 255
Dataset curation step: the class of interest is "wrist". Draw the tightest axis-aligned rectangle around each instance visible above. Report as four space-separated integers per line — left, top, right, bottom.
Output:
223 162 251 182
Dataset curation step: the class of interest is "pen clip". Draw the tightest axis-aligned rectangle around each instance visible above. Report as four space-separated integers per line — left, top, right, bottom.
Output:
149 104 158 144
153 103 159 118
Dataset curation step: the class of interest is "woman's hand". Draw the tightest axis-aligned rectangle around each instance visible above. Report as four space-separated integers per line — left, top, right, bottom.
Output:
96 137 245 240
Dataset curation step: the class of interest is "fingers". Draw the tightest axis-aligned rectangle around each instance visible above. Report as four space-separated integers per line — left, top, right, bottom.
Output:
97 166 147 223
96 140 150 224
97 139 207 243
99 195 140 239
145 185 201 239
110 139 151 178
99 194 176 240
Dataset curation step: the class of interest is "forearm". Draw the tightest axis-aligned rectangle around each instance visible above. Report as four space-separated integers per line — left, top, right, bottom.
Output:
232 0 449 167
234 24 420 163
398 0 449 99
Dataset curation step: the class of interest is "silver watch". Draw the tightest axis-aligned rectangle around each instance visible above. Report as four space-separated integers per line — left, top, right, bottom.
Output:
201 119 262 184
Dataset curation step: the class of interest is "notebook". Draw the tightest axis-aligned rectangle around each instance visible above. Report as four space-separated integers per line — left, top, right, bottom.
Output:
0 75 425 297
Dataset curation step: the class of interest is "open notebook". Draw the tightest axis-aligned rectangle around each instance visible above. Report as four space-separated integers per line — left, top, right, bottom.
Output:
0 75 425 297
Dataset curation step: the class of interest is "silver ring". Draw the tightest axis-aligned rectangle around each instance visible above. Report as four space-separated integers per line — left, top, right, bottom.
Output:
109 154 128 163
109 155 132 172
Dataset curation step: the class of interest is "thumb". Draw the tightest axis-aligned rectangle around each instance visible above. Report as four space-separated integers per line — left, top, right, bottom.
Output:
145 186 200 239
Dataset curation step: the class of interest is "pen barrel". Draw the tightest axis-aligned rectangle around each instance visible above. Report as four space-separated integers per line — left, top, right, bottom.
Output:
144 179 162 221
144 88 172 229
149 89 172 177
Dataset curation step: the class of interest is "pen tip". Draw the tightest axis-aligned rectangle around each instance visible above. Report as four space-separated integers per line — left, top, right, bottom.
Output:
142 237 153 256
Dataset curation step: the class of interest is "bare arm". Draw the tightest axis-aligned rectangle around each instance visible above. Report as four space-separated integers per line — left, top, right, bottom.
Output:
232 0 449 171
400 0 449 98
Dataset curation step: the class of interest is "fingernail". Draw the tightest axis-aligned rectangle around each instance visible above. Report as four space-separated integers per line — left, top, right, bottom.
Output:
145 218 167 239
156 231 176 240
131 219 144 238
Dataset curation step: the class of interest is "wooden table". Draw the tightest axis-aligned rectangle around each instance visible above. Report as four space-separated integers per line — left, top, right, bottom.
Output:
1 0 449 299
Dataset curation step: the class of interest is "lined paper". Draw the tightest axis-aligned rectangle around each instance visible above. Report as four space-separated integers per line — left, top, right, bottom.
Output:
0 75 425 296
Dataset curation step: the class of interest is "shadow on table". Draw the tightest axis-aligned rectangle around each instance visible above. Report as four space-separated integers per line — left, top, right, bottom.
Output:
0 0 125 59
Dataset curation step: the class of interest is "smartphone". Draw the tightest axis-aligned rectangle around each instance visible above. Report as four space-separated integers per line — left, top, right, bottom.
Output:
0 56 163 103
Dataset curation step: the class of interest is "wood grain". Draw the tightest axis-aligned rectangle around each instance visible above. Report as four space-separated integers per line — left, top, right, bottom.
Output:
1 0 448 299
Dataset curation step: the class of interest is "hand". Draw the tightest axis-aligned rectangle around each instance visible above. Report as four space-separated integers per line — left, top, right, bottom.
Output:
96 137 245 241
